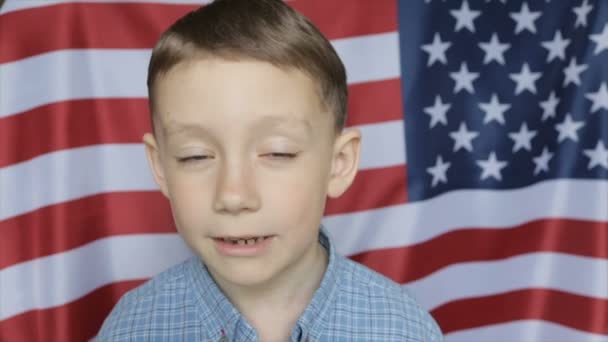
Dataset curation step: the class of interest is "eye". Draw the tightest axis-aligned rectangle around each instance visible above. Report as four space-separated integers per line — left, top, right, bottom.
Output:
176 155 213 163
263 152 298 159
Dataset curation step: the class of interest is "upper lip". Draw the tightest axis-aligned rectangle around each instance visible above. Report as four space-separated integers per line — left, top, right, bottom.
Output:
213 235 272 240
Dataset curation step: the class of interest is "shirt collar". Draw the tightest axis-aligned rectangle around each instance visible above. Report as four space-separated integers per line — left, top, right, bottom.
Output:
186 226 341 341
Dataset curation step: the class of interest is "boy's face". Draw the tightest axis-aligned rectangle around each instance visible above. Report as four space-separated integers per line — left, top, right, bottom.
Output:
144 58 360 288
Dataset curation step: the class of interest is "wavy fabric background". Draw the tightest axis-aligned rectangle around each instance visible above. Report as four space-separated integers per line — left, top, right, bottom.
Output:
0 0 607 341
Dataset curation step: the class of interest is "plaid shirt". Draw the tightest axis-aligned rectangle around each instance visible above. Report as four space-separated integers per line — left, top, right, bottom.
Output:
96 228 443 341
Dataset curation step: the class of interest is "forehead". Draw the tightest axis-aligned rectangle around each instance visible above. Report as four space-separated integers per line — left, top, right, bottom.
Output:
152 58 329 134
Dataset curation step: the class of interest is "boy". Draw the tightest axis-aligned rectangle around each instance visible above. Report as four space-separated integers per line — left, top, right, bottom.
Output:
97 0 442 340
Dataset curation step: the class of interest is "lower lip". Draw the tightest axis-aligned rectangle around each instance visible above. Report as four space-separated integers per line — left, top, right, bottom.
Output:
213 236 274 257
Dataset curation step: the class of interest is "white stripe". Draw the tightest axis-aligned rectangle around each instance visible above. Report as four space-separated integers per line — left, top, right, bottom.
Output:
357 120 405 169
333 32 400 84
323 178 608 256
0 234 191 320
0 33 399 118
0 144 157 220
445 320 608 342
0 50 150 117
404 252 608 311
0 0 211 15
0 120 401 220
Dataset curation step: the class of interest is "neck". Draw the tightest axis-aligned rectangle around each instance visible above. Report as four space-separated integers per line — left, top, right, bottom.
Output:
212 241 328 331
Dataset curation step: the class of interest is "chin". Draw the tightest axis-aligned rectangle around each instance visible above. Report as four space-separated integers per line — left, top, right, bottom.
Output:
215 264 278 288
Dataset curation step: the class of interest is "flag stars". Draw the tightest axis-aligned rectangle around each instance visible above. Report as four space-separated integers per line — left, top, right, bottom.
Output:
585 82 608 113
583 141 608 170
539 91 560 121
424 95 451 128
562 58 588 87
450 0 481 33
510 3 542 34
421 33 452 66
449 122 479 152
450 62 479 94
477 152 508 181
533 147 554 175
509 123 537 152
478 33 511 65
590 23 608 55
479 94 511 125
509 63 542 95
573 0 593 28
555 113 585 143
427 155 451 187
541 31 570 62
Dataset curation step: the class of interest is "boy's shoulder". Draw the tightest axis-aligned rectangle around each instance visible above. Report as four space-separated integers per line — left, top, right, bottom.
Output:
328 255 443 341
95 257 205 341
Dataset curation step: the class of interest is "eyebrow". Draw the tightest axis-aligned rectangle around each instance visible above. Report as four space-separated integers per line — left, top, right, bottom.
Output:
162 121 212 138
162 115 313 137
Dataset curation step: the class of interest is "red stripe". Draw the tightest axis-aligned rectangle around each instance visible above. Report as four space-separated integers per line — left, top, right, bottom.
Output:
0 166 404 269
0 192 175 270
431 289 608 335
0 0 397 64
325 165 407 215
350 218 608 283
0 280 145 342
0 99 151 167
0 80 400 167
346 78 403 127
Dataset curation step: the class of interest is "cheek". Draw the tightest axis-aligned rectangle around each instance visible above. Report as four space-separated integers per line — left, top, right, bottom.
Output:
166 173 211 232
261 165 329 228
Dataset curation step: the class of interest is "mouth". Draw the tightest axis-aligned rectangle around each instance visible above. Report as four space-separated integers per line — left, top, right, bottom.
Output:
213 235 273 246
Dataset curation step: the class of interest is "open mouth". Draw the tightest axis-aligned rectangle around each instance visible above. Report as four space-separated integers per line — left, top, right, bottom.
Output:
215 236 272 246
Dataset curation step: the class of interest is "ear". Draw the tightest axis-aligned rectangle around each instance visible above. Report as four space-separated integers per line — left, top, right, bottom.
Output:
143 132 170 198
327 129 361 198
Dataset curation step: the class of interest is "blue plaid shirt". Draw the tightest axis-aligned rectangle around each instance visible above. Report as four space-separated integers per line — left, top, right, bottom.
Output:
97 228 443 341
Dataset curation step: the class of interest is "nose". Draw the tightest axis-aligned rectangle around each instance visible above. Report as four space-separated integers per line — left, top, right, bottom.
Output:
213 160 261 214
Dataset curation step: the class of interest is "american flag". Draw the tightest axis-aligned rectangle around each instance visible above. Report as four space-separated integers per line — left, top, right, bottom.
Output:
1 0 607 341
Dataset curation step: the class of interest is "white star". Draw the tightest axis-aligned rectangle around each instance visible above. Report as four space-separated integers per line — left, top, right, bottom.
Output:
555 113 585 143
541 30 571 62
450 0 481 33
478 33 511 65
450 62 479 94
585 82 608 113
424 95 451 128
510 3 542 34
573 0 593 28
477 152 508 181
562 57 588 87
479 93 511 125
427 155 451 187
449 122 479 152
509 63 542 95
533 147 554 175
583 141 608 170
508 123 537 152
539 91 560 121
421 33 452 66
590 23 608 55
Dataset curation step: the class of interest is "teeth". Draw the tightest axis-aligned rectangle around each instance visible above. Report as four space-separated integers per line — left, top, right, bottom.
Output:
219 236 269 245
